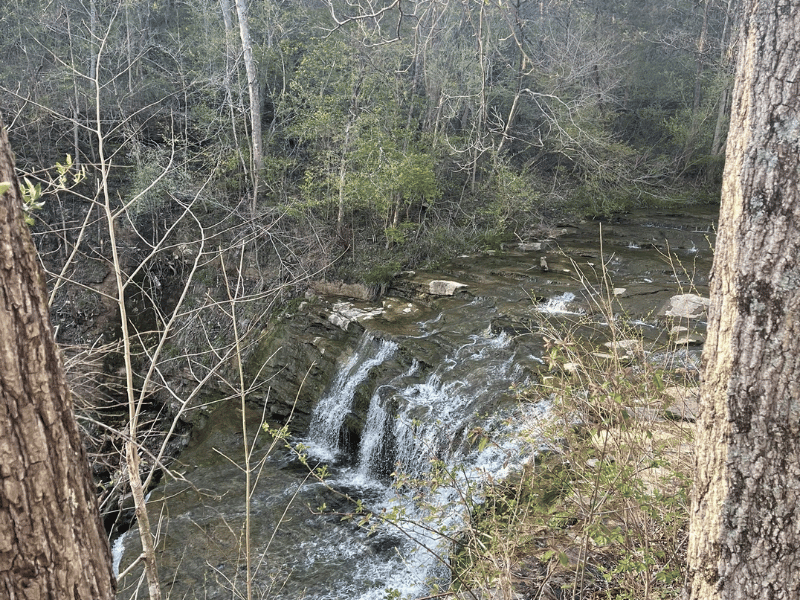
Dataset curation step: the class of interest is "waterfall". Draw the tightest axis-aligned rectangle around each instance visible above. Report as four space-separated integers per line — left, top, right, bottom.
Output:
307 333 397 460
296 325 545 599
356 360 421 482
382 331 522 479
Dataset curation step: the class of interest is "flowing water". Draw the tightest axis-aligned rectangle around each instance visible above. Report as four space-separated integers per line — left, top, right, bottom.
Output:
116 206 717 600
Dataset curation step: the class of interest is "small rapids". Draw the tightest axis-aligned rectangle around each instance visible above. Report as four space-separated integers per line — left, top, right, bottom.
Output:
299 327 548 599
115 205 717 600
536 291 584 315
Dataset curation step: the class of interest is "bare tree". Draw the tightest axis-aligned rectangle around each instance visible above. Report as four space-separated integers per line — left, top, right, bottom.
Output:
0 117 115 599
234 0 263 211
686 1 800 599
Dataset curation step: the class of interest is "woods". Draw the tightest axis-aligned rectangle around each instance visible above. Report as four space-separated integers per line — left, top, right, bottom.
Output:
3 0 800 598
1 0 738 249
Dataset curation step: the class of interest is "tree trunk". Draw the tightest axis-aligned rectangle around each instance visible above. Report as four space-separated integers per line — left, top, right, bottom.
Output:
234 0 263 212
685 2 800 599
336 118 352 233
680 0 711 168
0 120 115 599
709 0 737 157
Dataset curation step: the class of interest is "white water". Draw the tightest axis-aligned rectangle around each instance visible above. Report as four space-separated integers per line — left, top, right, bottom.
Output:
304 328 546 599
111 530 128 577
307 335 398 459
537 291 584 315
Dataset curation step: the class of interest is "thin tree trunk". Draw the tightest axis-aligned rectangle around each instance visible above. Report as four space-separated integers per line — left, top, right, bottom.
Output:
219 0 247 181
89 0 97 80
710 85 730 156
685 2 800 599
681 0 711 166
0 118 115 600
337 118 352 232
710 0 737 157
234 0 262 212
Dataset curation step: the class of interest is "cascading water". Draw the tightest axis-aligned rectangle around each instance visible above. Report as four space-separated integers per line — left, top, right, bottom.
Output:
355 360 421 481
302 325 545 599
537 291 583 314
114 206 717 600
307 334 398 460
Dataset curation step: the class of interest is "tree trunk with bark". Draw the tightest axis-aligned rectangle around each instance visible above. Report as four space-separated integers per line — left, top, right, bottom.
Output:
685 2 800 599
234 0 263 212
0 120 115 598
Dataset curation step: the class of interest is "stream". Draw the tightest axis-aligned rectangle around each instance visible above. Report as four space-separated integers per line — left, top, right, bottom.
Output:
115 206 717 600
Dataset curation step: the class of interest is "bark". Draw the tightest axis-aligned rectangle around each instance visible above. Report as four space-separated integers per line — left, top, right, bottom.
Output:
0 120 115 598
234 0 263 211
686 2 800 599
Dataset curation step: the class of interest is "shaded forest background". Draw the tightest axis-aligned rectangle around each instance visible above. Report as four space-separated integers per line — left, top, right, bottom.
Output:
2 0 733 286
0 4 737 590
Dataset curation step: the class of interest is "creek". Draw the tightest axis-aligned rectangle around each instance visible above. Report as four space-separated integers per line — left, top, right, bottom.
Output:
116 206 717 600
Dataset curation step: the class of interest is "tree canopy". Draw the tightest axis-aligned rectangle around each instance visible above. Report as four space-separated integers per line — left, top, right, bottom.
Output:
0 0 736 251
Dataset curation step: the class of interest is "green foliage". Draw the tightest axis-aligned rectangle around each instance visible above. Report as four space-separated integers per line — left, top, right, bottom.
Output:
19 178 44 225
477 161 541 232
3 154 86 225
362 261 401 289
3 0 727 265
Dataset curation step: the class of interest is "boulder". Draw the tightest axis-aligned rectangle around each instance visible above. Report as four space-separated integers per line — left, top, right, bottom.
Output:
517 241 543 252
603 339 643 355
663 386 701 421
428 279 468 296
659 294 710 320
309 280 375 301
671 333 705 346
328 301 383 331
668 324 705 346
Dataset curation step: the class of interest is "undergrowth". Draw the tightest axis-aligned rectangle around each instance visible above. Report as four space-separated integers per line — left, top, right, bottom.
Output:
450 267 698 600
292 253 701 600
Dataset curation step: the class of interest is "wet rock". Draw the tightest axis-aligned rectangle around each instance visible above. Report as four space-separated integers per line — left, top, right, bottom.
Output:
671 333 705 346
429 279 468 295
380 298 424 321
603 339 643 355
517 241 543 252
244 306 357 433
309 280 375 301
659 294 710 320
328 301 384 331
668 325 704 345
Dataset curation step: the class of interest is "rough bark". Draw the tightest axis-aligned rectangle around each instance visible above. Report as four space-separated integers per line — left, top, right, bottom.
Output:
686 2 800 599
0 121 115 598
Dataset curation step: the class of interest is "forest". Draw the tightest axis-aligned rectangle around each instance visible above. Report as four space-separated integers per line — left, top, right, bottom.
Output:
1 0 734 284
0 2 744 598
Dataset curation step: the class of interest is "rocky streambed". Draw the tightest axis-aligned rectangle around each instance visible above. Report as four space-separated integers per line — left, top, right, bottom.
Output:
114 205 716 599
